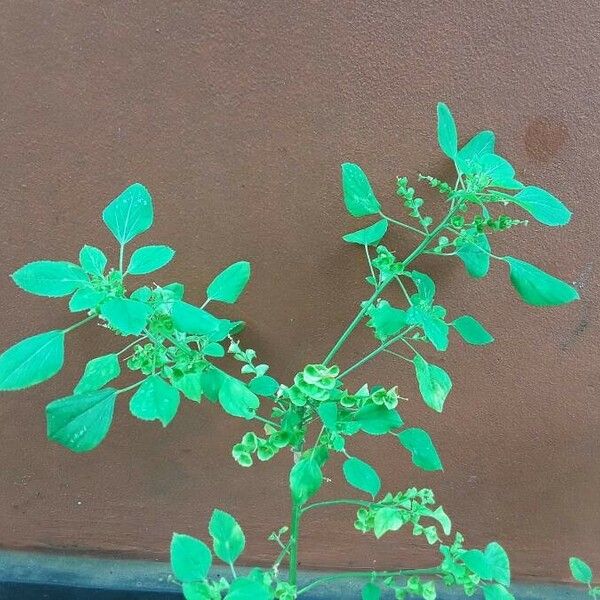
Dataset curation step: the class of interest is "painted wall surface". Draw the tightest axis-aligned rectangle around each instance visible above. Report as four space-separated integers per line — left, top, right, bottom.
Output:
0 0 598 583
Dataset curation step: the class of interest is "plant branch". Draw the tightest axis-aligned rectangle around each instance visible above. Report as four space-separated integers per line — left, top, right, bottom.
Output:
63 315 95 334
301 499 375 513
380 211 426 236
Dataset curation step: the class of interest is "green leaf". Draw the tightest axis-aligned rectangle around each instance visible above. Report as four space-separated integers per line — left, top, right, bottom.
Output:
456 130 495 171
355 404 403 435
207 261 251 304
398 428 443 471
0 330 65 391
172 301 222 336
477 153 515 183
170 533 212 583
225 577 271 600
437 102 458 159
570 556 593 584
413 355 452 413
289 457 323 504
366 301 407 341
343 457 381 498
12 261 88 297
317 402 338 430
457 231 491 278
200 366 226 402
102 183 153 245
452 315 494 345
218 376 259 419
69 288 105 312
101 298 151 335
129 375 180 427
341 163 381 217
505 257 579 306
511 186 571 227
204 342 225 357
46 388 117 452
411 271 436 304
462 542 511 585
483 584 515 600
74 353 120 394
127 245 175 275
79 245 107 276
248 375 279 397
173 371 203 402
373 506 404 538
130 286 152 302
407 307 449 352
208 509 245 564
362 582 381 600
343 219 388 245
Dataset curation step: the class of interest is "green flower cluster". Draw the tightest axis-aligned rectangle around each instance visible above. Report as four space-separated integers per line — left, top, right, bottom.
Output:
283 364 340 407
396 177 432 229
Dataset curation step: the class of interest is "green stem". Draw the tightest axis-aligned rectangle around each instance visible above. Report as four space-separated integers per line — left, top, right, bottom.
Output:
117 336 146 356
118 379 145 394
302 499 375 513
297 567 443 596
380 212 426 236
119 243 125 273
288 498 302 587
63 315 95 334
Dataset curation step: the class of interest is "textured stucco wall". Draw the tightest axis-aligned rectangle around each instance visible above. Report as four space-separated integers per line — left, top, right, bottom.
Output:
0 0 598 583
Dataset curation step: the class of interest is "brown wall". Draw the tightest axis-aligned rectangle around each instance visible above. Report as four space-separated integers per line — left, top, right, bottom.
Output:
0 0 598 584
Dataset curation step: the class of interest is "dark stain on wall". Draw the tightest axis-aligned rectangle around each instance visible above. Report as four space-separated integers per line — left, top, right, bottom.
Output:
0 0 598 583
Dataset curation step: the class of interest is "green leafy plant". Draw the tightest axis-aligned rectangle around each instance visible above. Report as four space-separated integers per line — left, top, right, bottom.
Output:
1 103 580 599
570 557 599 597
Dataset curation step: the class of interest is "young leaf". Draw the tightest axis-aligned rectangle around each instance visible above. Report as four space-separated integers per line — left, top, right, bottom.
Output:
129 375 180 427
170 533 212 583
462 542 511 585
206 261 251 304
127 245 175 275
511 186 571 227
343 457 381 498
407 307 449 352
483 584 515 600
173 371 203 402
218 376 259 419
398 428 443 471
570 556 593 584
248 375 279 397
413 355 452 413
46 388 117 452
317 402 338 430
289 457 323 504
437 102 458 159
505 257 579 306
366 301 407 341
74 353 120 394
362 582 381 600
354 404 403 435
12 261 88 297
79 245 108 276
69 288 105 312
100 298 151 335
342 219 388 246
0 330 65 391
452 315 494 345
102 183 153 245
208 509 245 564
456 130 495 172
373 507 404 538
341 163 381 217
457 231 491 278
225 577 271 600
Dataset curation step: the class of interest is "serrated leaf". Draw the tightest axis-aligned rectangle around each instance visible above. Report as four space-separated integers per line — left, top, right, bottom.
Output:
317 402 338 430
452 315 494 345
46 388 117 452
355 404 403 435
511 186 571 226
290 457 323 504
366 300 407 341
74 353 120 394
437 102 458 159
343 457 381 498
218 376 259 419
69 287 105 312
407 306 449 352
102 183 153 245
127 245 175 275
505 257 579 306
170 533 212 583
341 163 381 217
79 245 107 276
456 231 491 278
343 219 388 245
12 261 88 297
129 375 180 427
207 261 251 304
208 509 245 564
398 428 443 471
101 297 151 335
373 506 404 538
413 355 452 413
570 556 593 584
0 330 65 391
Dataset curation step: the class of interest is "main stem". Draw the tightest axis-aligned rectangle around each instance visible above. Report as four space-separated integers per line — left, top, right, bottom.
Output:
288 497 302 587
